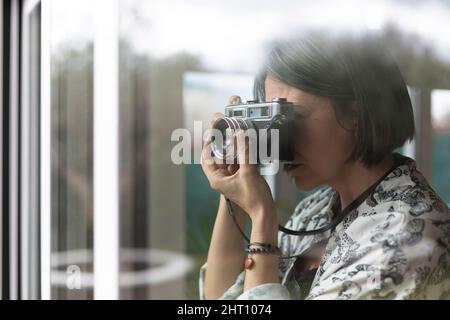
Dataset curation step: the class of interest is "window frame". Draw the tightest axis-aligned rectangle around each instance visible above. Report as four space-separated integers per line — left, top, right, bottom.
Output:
20 0 42 300
1 0 44 300
6 0 21 300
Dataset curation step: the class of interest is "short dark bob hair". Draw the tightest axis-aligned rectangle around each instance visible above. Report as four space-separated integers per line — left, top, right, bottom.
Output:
254 35 415 167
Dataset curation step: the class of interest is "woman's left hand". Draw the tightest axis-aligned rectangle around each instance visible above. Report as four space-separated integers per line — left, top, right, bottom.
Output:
201 129 277 223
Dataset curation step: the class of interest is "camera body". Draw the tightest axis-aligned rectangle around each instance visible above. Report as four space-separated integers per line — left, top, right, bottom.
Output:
211 97 296 164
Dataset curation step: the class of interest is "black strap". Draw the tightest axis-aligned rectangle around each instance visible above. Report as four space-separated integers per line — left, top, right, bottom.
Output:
226 198 251 243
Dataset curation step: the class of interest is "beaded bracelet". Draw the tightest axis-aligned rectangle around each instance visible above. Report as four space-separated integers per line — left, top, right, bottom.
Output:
246 242 280 253
244 246 281 255
243 243 281 270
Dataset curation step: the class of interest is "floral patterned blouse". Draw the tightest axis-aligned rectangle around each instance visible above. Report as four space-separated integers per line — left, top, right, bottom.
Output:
199 155 450 300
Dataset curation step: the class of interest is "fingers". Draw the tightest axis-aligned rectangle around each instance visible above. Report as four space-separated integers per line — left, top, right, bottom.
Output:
236 130 257 174
207 112 225 130
228 95 242 105
227 164 239 175
203 112 225 149
201 143 231 192
201 138 227 169
200 142 217 168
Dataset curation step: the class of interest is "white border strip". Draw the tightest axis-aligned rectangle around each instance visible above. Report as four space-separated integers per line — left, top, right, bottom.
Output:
40 0 51 300
93 0 119 300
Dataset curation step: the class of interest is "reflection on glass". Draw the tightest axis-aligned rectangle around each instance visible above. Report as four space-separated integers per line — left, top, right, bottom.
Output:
183 72 254 298
432 90 450 204
50 0 94 299
118 34 197 300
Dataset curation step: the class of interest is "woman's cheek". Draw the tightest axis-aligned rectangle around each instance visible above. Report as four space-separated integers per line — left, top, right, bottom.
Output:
293 126 308 156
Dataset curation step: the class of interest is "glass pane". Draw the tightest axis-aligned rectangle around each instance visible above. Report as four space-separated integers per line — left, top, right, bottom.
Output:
432 90 450 205
50 0 94 299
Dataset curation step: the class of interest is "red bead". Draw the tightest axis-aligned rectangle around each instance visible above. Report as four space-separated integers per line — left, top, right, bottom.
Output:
244 257 254 269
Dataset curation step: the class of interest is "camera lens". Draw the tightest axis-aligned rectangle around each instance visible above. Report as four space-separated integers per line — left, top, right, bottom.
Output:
210 113 295 164
210 117 253 161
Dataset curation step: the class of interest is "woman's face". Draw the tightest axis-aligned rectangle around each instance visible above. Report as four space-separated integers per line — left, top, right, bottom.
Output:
265 76 357 191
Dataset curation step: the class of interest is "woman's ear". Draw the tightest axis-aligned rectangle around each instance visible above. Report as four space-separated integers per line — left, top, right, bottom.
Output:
349 101 359 132
338 101 359 133
334 100 359 134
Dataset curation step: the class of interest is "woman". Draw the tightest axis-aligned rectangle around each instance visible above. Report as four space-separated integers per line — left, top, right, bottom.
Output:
199 36 450 300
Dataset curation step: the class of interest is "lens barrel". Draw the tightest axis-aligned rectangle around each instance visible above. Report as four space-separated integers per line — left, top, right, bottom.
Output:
210 117 254 162
210 115 295 163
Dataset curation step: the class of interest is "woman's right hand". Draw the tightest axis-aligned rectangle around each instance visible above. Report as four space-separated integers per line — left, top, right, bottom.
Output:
200 99 276 221
200 112 240 186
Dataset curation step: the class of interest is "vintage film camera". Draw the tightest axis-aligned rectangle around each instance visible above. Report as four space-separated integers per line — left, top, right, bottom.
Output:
210 97 296 169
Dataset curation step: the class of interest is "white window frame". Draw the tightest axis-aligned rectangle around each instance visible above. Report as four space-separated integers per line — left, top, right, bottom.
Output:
38 0 121 300
9 0 20 300
93 0 120 300
21 0 42 300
